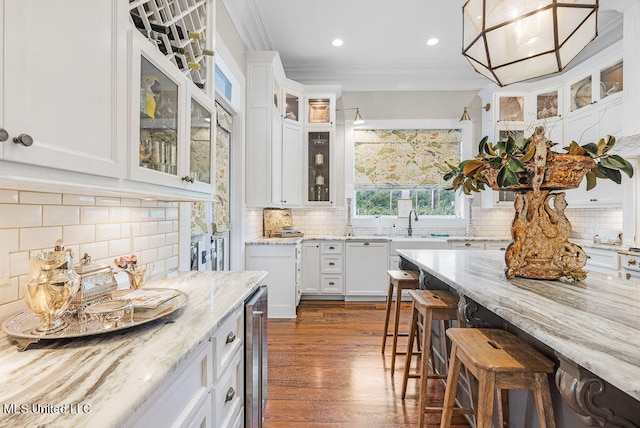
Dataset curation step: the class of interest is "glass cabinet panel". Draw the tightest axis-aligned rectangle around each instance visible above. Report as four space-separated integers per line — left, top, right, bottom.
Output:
308 131 330 202
600 61 623 99
189 98 212 184
571 76 593 111
139 56 179 175
285 92 299 122
308 98 331 124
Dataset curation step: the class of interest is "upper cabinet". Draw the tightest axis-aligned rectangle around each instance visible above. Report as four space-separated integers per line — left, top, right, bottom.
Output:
1 0 128 177
246 52 338 208
129 31 215 193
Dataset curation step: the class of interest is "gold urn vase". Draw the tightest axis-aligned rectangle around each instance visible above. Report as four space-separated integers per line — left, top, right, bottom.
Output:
24 241 80 334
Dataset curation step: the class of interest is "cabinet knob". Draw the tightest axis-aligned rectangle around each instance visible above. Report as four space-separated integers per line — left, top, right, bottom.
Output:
13 133 33 147
627 273 632 280
329 246 335 250
364 242 370 246
329 262 335 266
181 175 194 183
329 282 335 285
465 242 471 247
0 128 8 142
628 259 636 265
225 387 235 402
589 198 598 202
225 331 236 343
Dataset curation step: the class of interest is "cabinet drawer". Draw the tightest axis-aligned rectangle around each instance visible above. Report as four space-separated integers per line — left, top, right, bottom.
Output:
450 242 484 250
320 275 344 293
211 308 243 379
212 350 243 428
125 344 212 428
321 255 343 273
586 248 620 269
485 241 510 251
320 242 343 254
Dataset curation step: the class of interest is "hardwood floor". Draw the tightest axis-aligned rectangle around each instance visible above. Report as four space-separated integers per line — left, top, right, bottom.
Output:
264 300 472 427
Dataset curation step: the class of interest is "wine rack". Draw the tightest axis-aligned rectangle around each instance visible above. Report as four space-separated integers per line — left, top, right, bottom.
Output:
129 0 211 88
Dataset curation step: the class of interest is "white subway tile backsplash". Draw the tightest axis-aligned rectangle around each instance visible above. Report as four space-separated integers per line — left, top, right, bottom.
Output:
20 192 62 205
0 279 19 306
166 232 179 245
109 207 132 223
20 227 63 251
0 190 19 203
141 222 159 236
96 224 121 241
81 207 109 224
43 206 80 226
63 194 95 206
0 205 42 229
157 221 172 234
96 197 121 207
140 248 158 264
134 236 150 252
166 256 179 271
157 245 173 260
109 238 134 257
0 230 19 252
141 200 158 207
9 252 30 277
79 241 109 261
150 209 166 220
165 208 179 220
63 225 96 245
120 198 141 207
132 208 150 222
149 234 165 248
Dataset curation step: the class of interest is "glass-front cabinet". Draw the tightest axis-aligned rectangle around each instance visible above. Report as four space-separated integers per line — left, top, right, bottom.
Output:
284 90 301 123
305 94 336 126
130 31 215 194
307 131 332 203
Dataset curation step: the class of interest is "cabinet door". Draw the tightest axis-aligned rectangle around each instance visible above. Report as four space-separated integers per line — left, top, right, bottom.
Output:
281 121 303 206
306 130 333 205
450 242 485 250
345 242 389 298
271 111 283 206
301 242 320 294
187 84 216 193
2 0 127 177
245 245 297 318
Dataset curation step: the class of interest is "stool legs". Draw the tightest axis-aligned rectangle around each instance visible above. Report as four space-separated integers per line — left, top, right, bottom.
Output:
401 303 419 399
440 343 462 428
390 287 404 376
533 373 556 428
417 308 434 428
381 280 394 354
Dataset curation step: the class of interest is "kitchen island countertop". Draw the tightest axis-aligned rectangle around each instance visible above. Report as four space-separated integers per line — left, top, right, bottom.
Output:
0 270 267 428
396 249 640 403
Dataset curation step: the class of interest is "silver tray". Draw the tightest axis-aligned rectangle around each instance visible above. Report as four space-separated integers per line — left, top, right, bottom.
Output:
1 288 188 351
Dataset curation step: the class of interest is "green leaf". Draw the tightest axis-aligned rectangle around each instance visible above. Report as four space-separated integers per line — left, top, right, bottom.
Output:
496 140 507 156
487 157 503 169
603 135 616 153
496 166 520 188
518 142 537 163
505 136 516 154
596 164 622 184
506 157 525 173
585 170 597 191
581 142 599 157
478 136 489 154
607 155 634 178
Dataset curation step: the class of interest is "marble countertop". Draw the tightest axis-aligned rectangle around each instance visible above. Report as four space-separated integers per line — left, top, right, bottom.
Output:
0 270 267 428
396 249 640 402
245 235 512 245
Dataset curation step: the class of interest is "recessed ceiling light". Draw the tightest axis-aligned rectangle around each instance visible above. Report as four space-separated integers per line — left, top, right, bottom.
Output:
426 38 439 46
332 39 344 47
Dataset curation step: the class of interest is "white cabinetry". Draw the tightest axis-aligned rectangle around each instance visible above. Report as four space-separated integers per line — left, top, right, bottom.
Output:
129 31 216 194
583 247 620 278
246 52 305 207
245 244 300 318
345 240 389 300
1 0 127 178
450 240 510 250
301 240 344 296
125 307 244 428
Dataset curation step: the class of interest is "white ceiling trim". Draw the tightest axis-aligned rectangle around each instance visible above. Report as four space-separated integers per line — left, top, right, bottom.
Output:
222 0 273 50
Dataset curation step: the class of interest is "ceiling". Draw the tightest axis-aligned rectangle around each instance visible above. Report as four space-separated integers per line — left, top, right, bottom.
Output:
224 0 627 92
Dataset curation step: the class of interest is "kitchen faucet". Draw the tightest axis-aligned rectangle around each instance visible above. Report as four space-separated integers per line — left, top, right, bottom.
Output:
407 209 418 236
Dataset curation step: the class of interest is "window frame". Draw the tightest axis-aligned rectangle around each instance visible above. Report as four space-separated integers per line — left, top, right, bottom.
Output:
344 119 474 232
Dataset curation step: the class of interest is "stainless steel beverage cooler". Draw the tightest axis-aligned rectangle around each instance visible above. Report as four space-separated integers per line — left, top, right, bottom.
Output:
245 285 268 427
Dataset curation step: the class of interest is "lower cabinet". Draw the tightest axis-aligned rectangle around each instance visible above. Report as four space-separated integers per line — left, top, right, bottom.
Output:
450 240 510 250
245 244 300 318
345 240 389 300
124 307 245 428
584 246 620 277
301 240 344 297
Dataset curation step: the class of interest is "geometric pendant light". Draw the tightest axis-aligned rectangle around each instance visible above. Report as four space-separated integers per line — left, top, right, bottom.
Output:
462 0 599 87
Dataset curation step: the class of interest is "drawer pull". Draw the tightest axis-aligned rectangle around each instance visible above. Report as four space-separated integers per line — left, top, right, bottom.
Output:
329 282 335 285
225 387 236 403
628 259 637 265
627 273 632 280
329 246 335 250
329 262 335 266
364 242 370 246
225 332 236 343
465 243 471 247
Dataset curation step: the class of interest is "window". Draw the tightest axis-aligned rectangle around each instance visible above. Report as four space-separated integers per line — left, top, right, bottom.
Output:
215 65 232 100
353 128 462 217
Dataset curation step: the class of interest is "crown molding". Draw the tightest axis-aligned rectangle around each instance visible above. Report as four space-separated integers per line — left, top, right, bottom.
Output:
222 0 273 50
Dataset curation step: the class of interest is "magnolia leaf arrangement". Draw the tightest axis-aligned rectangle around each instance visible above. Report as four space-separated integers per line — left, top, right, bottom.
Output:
443 134 634 194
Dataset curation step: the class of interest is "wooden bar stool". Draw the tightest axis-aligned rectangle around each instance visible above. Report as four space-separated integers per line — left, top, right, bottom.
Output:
441 328 556 428
381 270 420 376
401 290 469 428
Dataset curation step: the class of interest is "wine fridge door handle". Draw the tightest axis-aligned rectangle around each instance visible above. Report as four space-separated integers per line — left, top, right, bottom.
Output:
254 310 265 425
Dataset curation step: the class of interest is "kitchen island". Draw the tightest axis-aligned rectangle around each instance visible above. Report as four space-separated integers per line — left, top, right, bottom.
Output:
0 270 266 428
397 249 640 427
